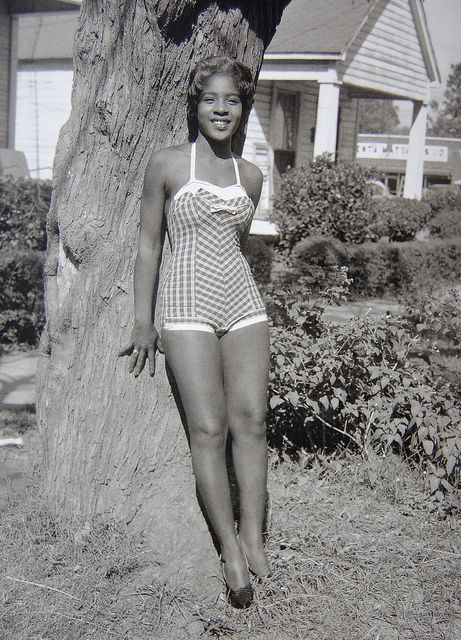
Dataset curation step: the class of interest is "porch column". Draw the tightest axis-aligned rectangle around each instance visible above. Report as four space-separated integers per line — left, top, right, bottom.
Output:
313 82 341 158
403 101 428 199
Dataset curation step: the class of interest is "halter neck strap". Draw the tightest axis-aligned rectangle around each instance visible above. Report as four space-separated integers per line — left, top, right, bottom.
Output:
191 142 241 185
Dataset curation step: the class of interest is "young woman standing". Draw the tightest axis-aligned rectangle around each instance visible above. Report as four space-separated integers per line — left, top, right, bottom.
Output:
120 56 271 608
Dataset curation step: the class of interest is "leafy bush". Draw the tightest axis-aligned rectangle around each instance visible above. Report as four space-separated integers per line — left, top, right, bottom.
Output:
245 236 273 285
423 186 461 215
346 238 461 297
0 249 45 347
270 155 376 251
0 175 51 251
427 208 461 239
265 283 461 503
366 198 431 242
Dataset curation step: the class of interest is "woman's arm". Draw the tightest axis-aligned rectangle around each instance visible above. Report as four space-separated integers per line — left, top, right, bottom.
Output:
119 150 167 377
239 159 263 255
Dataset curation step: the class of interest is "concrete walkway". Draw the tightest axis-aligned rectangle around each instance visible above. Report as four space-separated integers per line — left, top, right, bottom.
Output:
0 351 40 408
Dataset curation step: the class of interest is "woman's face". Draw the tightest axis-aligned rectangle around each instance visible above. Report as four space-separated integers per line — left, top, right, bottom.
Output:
196 74 243 142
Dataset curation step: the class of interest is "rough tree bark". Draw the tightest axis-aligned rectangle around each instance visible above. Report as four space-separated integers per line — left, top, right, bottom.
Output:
36 0 291 592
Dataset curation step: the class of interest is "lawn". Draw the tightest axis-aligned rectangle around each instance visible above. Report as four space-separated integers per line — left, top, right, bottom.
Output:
1 409 460 640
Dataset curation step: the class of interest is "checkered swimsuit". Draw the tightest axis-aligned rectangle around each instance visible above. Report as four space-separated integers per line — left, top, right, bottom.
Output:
160 143 266 335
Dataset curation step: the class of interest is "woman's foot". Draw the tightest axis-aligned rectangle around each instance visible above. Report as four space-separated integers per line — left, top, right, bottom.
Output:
238 536 271 579
221 545 253 609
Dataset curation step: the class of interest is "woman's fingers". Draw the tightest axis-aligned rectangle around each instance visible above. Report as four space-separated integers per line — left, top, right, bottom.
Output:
132 347 147 377
147 346 156 376
156 335 164 354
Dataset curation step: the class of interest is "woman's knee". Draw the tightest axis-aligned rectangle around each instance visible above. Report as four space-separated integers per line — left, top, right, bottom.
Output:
228 403 267 439
189 417 228 450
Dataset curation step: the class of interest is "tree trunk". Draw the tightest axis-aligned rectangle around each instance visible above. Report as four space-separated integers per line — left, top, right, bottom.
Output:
36 0 291 593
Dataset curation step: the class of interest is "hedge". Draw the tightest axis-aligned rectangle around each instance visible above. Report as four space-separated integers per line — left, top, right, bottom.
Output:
348 238 461 296
0 248 45 347
0 175 51 251
366 198 431 242
290 235 461 297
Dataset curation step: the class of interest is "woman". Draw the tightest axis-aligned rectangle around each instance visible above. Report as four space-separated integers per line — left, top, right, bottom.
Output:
120 56 271 608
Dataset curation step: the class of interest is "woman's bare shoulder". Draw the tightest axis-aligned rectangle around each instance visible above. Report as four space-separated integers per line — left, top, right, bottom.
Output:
145 143 191 181
235 157 263 200
236 156 263 185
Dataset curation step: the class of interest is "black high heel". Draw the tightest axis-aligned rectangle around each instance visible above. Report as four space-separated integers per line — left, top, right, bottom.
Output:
221 560 254 609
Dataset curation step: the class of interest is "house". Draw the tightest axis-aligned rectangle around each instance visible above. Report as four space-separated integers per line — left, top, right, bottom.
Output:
242 0 440 223
0 0 79 176
2 0 440 220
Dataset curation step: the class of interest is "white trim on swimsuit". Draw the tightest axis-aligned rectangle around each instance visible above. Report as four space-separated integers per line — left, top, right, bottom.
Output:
163 312 268 335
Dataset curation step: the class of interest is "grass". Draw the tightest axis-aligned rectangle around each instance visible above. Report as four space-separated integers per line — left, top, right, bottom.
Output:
1 410 461 639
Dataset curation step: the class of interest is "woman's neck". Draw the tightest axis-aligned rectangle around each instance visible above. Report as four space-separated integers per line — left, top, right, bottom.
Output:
195 133 233 159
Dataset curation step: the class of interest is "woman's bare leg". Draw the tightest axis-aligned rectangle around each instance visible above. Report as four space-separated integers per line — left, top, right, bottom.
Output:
161 329 250 589
221 322 271 576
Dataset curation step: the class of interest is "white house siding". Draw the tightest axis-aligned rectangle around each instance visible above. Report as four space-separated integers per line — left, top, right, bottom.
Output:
243 81 273 213
0 4 11 147
342 0 430 100
292 82 319 166
337 92 360 161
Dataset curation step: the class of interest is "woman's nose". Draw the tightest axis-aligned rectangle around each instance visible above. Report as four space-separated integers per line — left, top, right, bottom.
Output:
213 102 228 114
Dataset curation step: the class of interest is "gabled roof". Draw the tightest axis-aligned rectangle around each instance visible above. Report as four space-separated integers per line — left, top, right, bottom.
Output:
267 0 373 55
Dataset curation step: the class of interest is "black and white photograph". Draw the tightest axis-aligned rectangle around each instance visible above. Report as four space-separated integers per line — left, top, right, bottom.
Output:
1 1 460 638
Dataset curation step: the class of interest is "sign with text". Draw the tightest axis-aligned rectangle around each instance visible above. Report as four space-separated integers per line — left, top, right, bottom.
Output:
357 142 448 162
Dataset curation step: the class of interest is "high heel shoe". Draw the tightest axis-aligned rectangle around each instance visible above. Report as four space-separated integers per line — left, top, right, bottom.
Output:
221 560 254 609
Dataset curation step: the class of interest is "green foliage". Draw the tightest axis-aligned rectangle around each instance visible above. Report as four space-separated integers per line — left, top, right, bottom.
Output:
265 282 461 503
0 176 51 251
423 185 461 214
347 242 400 297
290 236 461 298
345 238 461 297
427 208 461 239
429 63 461 138
270 156 376 251
358 98 400 134
366 198 431 242
0 249 45 347
245 236 273 285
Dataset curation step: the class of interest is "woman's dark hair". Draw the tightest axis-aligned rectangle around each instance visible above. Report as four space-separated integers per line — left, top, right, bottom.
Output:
187 55 255 142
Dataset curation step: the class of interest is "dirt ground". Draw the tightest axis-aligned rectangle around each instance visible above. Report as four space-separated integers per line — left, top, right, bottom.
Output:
1 410 460 640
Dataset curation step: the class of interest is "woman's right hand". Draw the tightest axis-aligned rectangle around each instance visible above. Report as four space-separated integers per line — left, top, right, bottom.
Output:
118 321 163 377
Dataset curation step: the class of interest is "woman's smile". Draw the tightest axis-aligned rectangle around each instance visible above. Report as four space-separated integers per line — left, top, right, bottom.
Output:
197 73 242 140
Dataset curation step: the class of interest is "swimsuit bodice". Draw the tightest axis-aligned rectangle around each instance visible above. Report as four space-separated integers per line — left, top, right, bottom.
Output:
160 142 265 333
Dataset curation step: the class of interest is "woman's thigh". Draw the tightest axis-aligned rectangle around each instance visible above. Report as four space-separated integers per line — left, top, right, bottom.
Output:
220 322 270 429
161 330 227 433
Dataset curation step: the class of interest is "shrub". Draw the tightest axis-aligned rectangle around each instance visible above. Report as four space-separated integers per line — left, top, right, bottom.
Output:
423 186 461 215
245 236 273 285
347 242 400 297
265 283 461 503
270 155 376 252
0 175 51 251
346 238 461 297
427 208 461 238
366 198 431 242
0 249 45 347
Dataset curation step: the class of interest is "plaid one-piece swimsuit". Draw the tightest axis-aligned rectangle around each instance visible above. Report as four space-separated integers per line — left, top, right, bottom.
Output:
160 142 267 337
